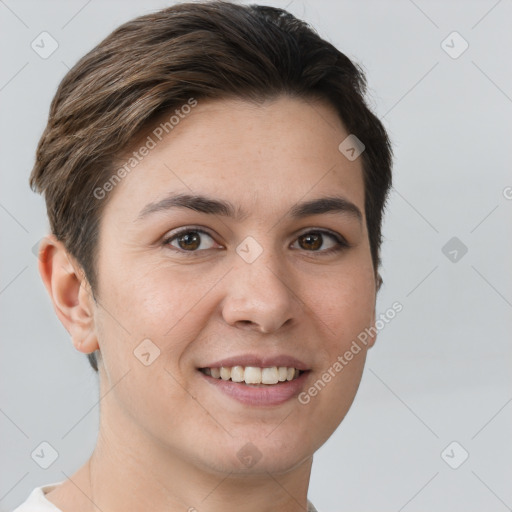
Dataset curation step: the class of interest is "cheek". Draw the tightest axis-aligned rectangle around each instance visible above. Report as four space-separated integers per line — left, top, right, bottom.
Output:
93 269 200 428
299 280 373 448
301 261 375 427
101 259 196 332
96 261 222 374
313 263 376 343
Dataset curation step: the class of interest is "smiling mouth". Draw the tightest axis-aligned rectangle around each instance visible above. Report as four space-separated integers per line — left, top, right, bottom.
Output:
199 366 305 386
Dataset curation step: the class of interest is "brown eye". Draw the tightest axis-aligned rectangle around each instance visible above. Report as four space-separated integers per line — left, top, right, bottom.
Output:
298 232 323 250
177 231 201 250
165 229 217 252
293 230 347 254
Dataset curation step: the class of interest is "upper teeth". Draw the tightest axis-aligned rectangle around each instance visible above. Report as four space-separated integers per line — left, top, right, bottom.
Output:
202 366 300 385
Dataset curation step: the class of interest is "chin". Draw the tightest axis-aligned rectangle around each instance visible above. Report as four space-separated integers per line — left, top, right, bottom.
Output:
194 428 316 476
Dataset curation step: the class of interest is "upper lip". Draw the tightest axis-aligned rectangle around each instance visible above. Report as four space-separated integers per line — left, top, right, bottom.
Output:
199 354 310 371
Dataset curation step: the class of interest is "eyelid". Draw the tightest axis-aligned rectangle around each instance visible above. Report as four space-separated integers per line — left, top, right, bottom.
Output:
294 226 347 243
164 225 216 239
290 228 349 252
163 226 222 250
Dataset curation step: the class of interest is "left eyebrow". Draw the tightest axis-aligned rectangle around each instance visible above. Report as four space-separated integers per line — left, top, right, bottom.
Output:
289 196 362 224
135 193 363 224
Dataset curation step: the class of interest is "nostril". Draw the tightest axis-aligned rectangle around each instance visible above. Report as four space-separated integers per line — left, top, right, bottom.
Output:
237 320 255 328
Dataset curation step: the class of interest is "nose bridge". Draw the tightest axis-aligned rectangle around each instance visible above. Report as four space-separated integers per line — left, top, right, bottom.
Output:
221 234 299 332
235 233 287 287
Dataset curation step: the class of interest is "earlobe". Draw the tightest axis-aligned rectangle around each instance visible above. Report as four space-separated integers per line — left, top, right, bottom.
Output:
37 234 99 354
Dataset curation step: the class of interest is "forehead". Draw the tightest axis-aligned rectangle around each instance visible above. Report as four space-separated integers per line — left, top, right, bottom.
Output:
101 96 365 224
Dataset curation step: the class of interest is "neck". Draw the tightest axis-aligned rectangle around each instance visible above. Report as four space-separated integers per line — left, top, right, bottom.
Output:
85 403 313 512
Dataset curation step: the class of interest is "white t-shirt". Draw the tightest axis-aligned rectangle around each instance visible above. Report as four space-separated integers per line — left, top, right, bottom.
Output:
12 482 319 511
12 482 64 511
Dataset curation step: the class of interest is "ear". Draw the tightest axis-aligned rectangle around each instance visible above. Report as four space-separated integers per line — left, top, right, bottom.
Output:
376 272 383 292
366 271 381 350
37 234 99 355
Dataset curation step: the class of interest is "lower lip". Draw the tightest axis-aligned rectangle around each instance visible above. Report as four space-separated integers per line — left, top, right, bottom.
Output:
199 370 310 406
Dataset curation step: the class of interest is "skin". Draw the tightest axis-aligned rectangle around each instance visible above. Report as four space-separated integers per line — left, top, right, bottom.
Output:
39 96 378 512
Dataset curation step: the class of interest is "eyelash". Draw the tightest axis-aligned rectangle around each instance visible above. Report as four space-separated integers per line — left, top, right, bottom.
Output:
162 226 349 256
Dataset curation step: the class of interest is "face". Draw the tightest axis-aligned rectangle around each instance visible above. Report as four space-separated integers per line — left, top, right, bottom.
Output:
88 96 377 475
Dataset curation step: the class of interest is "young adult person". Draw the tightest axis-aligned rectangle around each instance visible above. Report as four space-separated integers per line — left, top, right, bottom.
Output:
15 2 392 511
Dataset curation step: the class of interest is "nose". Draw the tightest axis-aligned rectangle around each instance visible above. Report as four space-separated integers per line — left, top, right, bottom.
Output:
220 246 300 334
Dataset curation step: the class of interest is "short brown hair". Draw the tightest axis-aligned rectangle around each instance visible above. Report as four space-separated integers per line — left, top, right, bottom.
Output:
30 1 393 372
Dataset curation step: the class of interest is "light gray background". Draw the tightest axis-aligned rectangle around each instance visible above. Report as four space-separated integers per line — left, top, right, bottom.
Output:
1 1 511 511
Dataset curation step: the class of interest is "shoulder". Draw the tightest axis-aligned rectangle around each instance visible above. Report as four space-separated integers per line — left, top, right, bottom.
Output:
12 482 64 512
